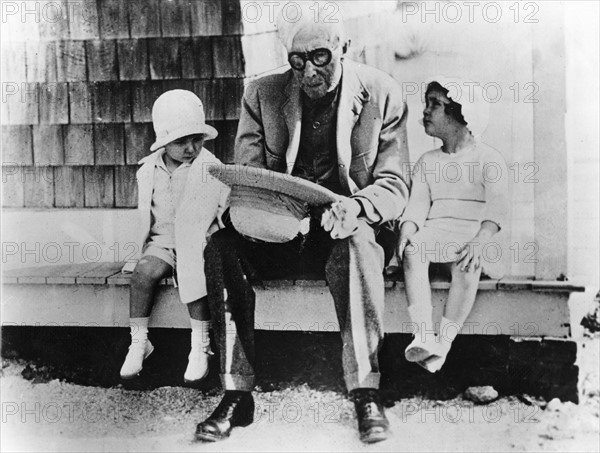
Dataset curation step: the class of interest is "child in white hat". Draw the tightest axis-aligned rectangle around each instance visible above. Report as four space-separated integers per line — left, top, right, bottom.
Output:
120 90 229 382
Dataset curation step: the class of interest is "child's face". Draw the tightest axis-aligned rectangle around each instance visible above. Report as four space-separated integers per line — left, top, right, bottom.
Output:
164 134 204 164
422 89 456 138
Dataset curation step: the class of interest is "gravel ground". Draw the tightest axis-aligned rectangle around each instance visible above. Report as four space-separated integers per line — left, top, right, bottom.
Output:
1 336 598 453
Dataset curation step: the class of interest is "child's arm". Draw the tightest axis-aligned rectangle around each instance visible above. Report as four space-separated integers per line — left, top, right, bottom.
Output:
456 148 509 272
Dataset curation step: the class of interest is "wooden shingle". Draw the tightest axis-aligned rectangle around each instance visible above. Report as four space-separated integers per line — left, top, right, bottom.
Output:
162 79 193 92
215 120 238 163
25 41 56 83
212 37 244 78
68 0 100 40
160 0 191 37
148 38 181 79
94 124 125 165
84 166 114 207
222 78 244 120
115 165 138 207
191 0 222 36
39 82 69 124
117 39 149 81
69 82 93 124
1 125 33 164
91 82 131 123
180 37 213 79
5 82 39 125
1 41 27 82
38 1 70 40
125 122 154 164
194 79 221 121
222 0 243 35
23 166 54 207
86 40 118 81
33 125 64 165
128 0 161 39
56 41 87 82
132 80 164 122
54 166 85 207
64 124 94 165
1 95 8 125
203 123 219 157
99 0 130 39
2 166 25 207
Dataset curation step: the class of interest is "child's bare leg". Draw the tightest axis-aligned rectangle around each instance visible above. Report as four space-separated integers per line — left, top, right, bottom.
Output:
130 256 172 318
403 248 432 311
444 263 482 325
403 250 435 361
121 256 171 379
185 296 212 382
187 297 210 321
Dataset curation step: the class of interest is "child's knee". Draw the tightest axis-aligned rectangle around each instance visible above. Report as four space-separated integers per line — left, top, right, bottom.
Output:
451 265 480 287
132 258 166 286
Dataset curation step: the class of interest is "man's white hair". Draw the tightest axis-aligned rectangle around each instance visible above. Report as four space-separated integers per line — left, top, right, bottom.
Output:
276 1 346 52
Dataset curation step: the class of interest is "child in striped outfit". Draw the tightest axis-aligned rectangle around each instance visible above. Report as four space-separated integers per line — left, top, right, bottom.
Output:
396 78 508 372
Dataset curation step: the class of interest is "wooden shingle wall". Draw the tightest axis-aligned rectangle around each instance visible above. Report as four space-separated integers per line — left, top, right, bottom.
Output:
1 0 245 208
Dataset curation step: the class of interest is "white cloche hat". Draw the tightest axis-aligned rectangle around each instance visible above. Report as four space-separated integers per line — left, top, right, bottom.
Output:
150 90 218 151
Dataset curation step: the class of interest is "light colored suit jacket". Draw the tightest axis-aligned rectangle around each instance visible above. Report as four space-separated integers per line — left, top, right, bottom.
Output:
124 148 229 303
235 59 410 224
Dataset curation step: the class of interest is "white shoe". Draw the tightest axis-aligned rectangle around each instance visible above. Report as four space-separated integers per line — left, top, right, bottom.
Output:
184 347 213 383
405 335 434 362
120 340 154 379
416 337 451 373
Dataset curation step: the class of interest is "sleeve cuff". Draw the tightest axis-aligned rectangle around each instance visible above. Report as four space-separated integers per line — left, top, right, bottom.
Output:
352 197 382 224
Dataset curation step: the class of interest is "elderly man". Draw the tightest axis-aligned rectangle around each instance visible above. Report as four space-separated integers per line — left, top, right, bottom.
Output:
195 5 410 444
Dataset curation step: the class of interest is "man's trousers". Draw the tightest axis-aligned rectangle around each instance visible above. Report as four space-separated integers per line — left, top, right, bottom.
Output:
204 220 387 392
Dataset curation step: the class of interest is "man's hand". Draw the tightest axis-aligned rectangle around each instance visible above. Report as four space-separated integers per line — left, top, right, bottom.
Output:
321 198 361 239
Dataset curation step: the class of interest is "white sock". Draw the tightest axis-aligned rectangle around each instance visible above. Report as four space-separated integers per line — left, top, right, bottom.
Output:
408 304 434 341
439 316 461 347
190 319 211 352
130 317 149 345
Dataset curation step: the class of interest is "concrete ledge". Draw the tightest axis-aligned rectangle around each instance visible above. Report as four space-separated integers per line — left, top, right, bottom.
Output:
1 263 584 337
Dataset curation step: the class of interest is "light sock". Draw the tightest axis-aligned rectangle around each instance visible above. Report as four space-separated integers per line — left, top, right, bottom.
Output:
439 316 462 349
190 319 211 352
129 317 149 346
407 303 434 341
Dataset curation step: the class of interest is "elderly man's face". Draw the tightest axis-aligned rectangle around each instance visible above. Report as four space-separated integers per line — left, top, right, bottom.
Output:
290 26 344 100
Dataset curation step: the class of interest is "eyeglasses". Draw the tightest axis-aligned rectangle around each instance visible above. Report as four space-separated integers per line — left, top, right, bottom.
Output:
288 48 333 71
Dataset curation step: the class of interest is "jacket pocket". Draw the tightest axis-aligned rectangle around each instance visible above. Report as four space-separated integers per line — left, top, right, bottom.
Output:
265 147 285 172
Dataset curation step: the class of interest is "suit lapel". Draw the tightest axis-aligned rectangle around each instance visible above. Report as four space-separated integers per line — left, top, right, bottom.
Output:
281 76 302 174
336 61 369 193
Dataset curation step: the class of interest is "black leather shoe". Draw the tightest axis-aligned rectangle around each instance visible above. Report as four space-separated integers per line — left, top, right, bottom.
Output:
350 388 390 443
195 391 254 442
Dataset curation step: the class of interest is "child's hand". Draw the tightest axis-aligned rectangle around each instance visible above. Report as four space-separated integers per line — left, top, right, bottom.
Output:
456 221 500 272
455 241 483 272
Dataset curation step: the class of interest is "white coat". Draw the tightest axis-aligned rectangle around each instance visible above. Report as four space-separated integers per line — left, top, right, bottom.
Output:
122 148 230 303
